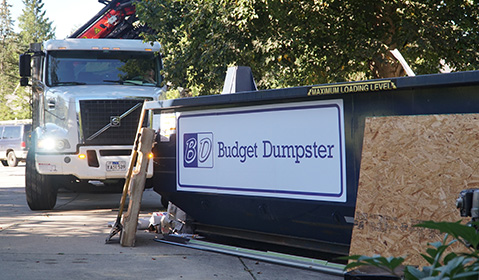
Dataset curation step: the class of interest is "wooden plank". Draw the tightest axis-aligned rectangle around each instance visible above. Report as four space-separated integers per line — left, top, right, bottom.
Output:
350 114 479 266
120 128 155 247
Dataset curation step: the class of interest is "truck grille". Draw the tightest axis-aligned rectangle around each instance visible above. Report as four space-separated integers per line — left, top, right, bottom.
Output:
80 99 145 145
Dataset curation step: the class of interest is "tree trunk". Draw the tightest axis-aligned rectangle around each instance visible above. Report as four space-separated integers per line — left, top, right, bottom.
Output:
369 51 406 79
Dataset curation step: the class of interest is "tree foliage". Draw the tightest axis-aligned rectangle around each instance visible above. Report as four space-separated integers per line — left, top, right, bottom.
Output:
18 0 55 51
13 0 54 120
0 0 16 89
0 0 22 120
0 0 55 121
135 0 479 95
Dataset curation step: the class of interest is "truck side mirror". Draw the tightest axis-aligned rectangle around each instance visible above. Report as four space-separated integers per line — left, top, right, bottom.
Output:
20 77 29 87
19 54 32 78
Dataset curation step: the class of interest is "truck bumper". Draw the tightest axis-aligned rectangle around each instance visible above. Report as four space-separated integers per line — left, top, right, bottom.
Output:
35 146 153 180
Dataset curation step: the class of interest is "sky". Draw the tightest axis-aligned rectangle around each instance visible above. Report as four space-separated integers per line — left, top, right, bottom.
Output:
10 0 106 39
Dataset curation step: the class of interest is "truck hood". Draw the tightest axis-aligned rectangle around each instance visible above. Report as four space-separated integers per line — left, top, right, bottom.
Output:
46 85 166 101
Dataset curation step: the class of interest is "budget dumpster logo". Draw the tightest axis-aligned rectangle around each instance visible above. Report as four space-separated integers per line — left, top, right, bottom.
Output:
176 99 347 203
183 133 214 168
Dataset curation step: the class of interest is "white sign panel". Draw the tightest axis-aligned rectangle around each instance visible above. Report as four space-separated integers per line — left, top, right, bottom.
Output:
176 99 347 202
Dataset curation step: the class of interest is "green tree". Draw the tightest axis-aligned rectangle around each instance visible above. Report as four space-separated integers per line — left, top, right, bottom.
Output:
18 0 55 50
136 0 479 95
0 0 24 120
136 0 267 94
9 0 56 121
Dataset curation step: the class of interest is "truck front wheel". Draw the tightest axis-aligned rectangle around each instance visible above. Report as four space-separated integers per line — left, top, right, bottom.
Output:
25 151 58 210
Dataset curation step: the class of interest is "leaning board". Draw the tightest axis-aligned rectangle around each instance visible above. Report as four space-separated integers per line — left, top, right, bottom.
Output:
350 114 479 266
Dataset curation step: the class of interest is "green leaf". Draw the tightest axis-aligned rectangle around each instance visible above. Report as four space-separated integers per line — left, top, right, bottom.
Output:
388 256 405 270
405 266 430 279
443 252 458 264
420 253 435 265
415 221 479 249
453 271 479 279
341 254 405 276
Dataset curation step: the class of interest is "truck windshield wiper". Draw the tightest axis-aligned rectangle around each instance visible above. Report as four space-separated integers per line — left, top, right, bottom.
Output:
53 81 87 86
103 79 124 84
104 80 142 85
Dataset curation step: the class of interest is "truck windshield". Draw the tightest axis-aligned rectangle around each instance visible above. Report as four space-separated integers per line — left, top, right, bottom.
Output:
46 50 161 87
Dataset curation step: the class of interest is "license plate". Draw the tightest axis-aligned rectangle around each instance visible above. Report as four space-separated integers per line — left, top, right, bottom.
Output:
106 161 126 172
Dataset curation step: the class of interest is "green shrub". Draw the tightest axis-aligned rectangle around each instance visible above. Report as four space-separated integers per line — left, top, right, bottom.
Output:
343 221 479 279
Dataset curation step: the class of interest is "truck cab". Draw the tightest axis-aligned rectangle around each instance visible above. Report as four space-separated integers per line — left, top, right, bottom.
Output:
19 38 165 210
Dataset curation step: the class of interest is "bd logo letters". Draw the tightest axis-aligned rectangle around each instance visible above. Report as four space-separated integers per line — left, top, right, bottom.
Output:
183 133 213 168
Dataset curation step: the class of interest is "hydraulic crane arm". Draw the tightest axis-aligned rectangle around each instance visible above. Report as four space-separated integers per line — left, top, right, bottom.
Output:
69 0 146 39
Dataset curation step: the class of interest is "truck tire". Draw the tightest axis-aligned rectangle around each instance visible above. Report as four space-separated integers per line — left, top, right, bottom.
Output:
7 151 18 167
1 160 7 166
25 151 58 210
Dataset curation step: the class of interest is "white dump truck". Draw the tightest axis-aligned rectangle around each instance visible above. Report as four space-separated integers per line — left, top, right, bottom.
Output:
19 38 165 210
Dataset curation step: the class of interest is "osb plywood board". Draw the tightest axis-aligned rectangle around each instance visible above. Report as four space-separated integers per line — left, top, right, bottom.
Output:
350 114 479 266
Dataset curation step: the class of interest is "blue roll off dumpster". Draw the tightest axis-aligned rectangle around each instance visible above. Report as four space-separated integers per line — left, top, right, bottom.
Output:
146 70 479 256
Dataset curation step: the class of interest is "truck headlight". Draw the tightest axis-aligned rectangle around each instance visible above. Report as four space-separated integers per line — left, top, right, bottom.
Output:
38 137 71 151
